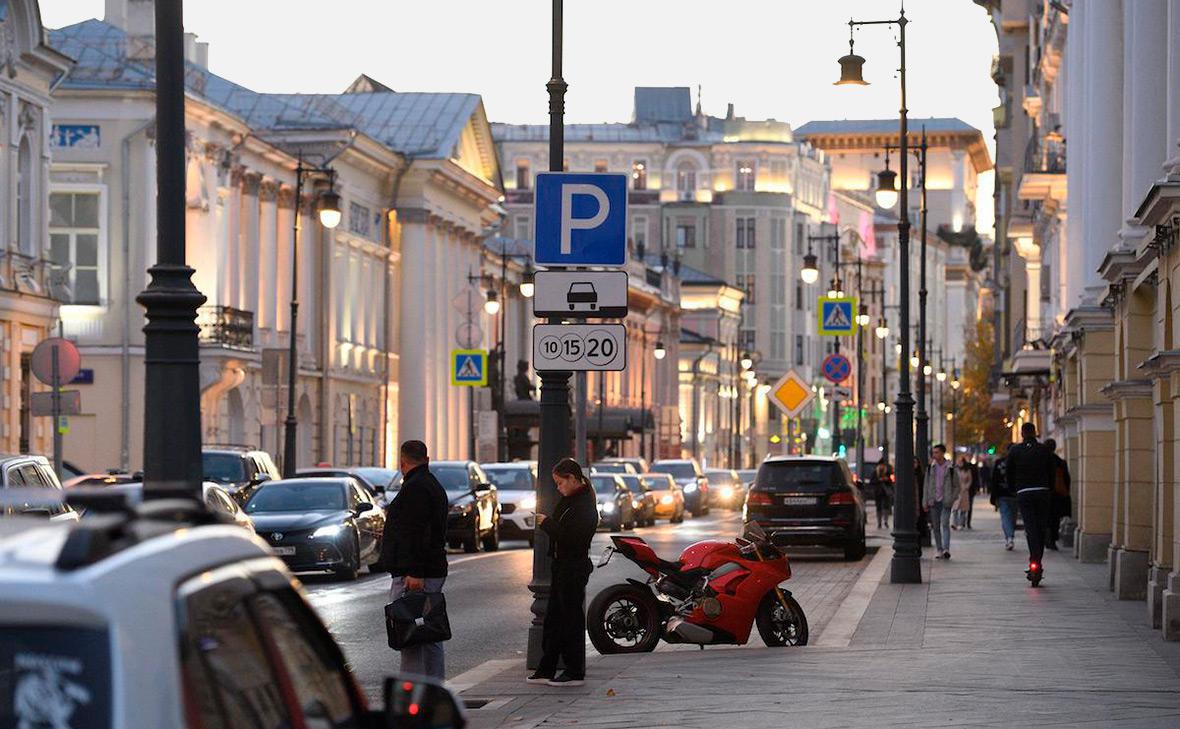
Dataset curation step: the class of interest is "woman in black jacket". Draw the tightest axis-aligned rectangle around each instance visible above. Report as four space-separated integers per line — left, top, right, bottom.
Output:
528 458 599 687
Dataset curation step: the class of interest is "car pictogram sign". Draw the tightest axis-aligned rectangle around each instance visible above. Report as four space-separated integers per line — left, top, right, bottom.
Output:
769 369 815 418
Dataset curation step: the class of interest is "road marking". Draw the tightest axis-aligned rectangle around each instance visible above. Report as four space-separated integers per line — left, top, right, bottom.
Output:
449 550 522 566
813 544 890 647
449 658 520 695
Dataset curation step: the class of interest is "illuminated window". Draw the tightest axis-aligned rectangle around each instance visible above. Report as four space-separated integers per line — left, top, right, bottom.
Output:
737 273 755 304
594 159 608 173
515 159 531 190
735 160 756 191
676 161 697 197
632 160 647 190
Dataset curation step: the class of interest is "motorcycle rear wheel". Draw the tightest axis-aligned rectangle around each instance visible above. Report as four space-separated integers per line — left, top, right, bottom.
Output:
587 584 661 654
756 591 809 647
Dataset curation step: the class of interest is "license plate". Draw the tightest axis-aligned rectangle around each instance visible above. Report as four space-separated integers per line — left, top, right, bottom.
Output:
597 547 615 568
273 546 296 556
782 496 816 506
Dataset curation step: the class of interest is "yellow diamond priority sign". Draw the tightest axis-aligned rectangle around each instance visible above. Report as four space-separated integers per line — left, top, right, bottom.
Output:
769 369 815 418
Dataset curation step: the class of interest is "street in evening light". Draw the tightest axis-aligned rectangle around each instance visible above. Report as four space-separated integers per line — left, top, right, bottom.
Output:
2 1 1180 727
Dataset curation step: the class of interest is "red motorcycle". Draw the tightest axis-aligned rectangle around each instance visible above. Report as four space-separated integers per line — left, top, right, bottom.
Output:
587 523 808 653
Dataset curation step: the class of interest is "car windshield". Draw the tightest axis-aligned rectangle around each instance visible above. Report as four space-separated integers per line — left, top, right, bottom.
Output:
652 463 696 480
706 471 736 486
756 463 838 493
483 467 534 490
202 453 246 484
619 475 646 492
590 475 619 494
430 465 472 493
245 481 345 513
640 475 671 490
592 463 630 474
352 467 399 489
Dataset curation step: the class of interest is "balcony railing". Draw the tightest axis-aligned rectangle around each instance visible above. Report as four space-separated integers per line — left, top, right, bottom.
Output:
198 305 255 350
1024 131 1066 174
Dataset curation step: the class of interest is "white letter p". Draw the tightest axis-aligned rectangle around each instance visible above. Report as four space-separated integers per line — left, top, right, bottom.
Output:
560 184 609 256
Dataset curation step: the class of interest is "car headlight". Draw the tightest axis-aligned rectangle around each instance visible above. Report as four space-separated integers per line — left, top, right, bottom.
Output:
683 483 698 493
660 494 673 505
520 494 537 510
311 524 343 539
599 502 616 514
632 500 641 509
721 486 734 499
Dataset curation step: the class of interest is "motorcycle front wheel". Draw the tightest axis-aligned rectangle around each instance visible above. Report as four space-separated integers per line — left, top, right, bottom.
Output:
587 584 661 654
756 591 809 647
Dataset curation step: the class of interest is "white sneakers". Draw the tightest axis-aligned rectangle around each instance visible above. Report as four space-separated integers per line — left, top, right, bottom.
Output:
1005 539 1014 551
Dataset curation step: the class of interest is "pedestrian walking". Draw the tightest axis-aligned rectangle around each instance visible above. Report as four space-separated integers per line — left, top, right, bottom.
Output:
1006 423 1056 583
923 444 959 559
965 457 980 529
529 458 600 687
952 455 973 529
1044 438 1071 551
872 458 894 529
381 440 449 680
915 456 932 548
989 446 1017 550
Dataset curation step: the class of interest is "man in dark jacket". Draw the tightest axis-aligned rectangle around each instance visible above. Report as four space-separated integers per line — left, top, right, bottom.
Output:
1044 438 1071 550
381 440 448 678
990 447 1017 550
1006 423 1056 580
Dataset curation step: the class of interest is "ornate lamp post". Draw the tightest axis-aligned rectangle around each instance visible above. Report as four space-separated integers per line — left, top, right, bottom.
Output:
835 5 921 583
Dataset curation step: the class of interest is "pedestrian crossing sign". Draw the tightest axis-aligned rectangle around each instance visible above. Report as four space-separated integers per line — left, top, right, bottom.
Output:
451 349 488 387
818 296 857 336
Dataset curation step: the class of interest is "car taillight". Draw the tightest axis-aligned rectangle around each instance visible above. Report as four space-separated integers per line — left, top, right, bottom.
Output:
828 491 856 506
747 491 773 506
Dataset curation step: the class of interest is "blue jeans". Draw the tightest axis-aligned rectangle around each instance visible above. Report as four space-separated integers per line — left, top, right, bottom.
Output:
390 576 446 680
929 502 952 553
998 497 1018 541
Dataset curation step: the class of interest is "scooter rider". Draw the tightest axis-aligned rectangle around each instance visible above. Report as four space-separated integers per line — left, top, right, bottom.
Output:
1006 422 1056 584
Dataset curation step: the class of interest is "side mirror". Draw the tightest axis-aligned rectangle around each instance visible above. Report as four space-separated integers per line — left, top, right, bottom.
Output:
379 674 467 728
354 502 374 515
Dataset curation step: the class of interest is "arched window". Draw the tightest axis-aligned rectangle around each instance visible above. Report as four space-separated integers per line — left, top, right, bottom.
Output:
17 136 33 255
676 161 697 195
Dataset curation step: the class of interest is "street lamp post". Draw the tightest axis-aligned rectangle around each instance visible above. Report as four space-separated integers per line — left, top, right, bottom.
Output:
282 155 341 478
529 0 572 669
138 0 206 499
836 5 921 583
490 240 534 462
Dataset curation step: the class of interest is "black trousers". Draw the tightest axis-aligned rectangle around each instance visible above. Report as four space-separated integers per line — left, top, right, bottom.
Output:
1018 489 1052 565
1048 493 1070 544
538 557 592 677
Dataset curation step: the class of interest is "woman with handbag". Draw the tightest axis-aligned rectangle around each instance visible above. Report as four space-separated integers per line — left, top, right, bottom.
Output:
528 458 600 687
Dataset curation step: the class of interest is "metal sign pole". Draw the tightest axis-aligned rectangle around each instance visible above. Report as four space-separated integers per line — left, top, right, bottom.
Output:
51 346 62 479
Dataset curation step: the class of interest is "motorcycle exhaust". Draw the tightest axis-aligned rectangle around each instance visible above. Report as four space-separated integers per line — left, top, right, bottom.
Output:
666 617 714 644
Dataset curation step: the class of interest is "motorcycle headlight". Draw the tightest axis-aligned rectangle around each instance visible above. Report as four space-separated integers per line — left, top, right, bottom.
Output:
721 486 734 499
683 483 698 493
520 494 537 510
311 524 343 539
599 501 616 514
660 495 673 505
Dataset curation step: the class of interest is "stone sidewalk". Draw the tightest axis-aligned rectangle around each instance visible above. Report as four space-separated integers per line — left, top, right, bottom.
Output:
457 503 1180 728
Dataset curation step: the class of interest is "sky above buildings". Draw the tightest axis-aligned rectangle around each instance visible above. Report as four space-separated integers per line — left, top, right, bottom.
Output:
43 0 999 235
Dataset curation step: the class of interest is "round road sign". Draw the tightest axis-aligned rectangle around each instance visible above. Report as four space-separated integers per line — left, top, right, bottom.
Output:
31 338 81 386
821 353 851 384
455 322 484 349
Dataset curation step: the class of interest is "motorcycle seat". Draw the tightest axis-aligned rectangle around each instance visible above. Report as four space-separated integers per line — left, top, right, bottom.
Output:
662 564 708 588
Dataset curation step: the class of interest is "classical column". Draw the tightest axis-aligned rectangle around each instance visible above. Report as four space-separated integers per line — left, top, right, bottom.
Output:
258 180 278 335
275 187 295 333
222 168 243 308
1082 0 1124 291
1025 259 1042 340
1127 0 1169 214
1165 0 1180 174
1065 0 1087 311
240 173 261 316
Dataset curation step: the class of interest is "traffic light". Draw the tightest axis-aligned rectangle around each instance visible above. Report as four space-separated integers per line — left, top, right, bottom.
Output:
987 445 997 455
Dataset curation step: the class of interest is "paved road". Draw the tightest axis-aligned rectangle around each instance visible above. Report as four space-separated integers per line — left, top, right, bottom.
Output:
301 508 872 694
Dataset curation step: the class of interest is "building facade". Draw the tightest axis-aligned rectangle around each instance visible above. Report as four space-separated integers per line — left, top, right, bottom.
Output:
0 0 71 458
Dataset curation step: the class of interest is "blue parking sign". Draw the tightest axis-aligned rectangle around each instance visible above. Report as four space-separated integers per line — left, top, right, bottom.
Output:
534 173 627 266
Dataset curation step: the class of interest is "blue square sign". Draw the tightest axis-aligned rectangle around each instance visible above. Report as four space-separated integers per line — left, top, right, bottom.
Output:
534 172 627 266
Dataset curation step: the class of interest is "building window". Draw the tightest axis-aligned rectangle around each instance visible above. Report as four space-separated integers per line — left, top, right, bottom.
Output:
794 222 805 254
771 218 785 250
632 216 648 255
348 202 372 238
632 160 647 190
795 335 804 365
17 137 34 256
675 223 696 249
515 159 531 190
676 161 697 197
737 273 755 304
736 217 755 249
739 330 756 351
594 159 608 173
49 191 102 305
795 283 803 310
735 160 756 191
515 215 532 242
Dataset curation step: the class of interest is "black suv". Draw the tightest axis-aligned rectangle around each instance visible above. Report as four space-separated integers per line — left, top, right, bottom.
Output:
201 446 281 505
743 456 867 560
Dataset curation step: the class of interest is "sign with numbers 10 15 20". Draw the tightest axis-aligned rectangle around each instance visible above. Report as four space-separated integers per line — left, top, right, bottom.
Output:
532 323 627 372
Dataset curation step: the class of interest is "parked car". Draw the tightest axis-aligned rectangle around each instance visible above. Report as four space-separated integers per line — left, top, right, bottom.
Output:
594 456 650 474
431 460 501 553
589 473 635 531
618 474 656 526
743 456 868 560
244 477 385 579
737 468 759 490
643 472 686 523
590 461 638 475
201 446 280 505
296 466 398 505
0 502 466 729
650 458 710 516
481 461 537 545
67 472 254 533
0 454 78 521
705 468 745 510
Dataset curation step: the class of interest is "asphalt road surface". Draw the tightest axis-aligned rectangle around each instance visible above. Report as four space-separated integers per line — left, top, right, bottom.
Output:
301 508 870 693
